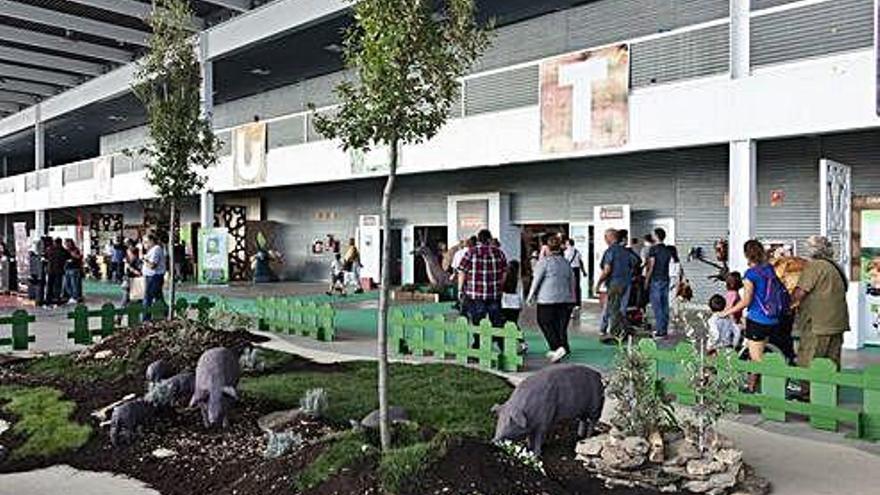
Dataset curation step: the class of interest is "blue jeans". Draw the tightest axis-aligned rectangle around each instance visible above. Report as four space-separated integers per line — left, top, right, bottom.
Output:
465 298 504 328
649 279 670 335
62 269 81 301
143 274 165 320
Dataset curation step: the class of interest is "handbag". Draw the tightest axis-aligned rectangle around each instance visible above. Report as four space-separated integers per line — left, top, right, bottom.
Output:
129 276 146 301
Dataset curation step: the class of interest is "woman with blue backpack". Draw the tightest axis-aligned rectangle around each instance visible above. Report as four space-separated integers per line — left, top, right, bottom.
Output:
721 239 792 392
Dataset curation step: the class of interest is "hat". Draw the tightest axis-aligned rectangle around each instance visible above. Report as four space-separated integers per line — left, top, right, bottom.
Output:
805 235 834 259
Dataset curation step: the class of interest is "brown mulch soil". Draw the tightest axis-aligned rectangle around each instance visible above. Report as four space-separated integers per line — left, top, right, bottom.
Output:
0 320 658 495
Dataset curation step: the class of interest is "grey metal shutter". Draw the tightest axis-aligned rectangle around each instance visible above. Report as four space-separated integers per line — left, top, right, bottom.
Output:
674 146 729 299
751 0 874 68
631 23 729 88
216 131 232 157
755 137 822 253
822 130 880 197
472 10 568 73
566 0 729 53
751 0 805 10
474 0 729 73
268 115 305 149
463 65 538 116
112 155 132 175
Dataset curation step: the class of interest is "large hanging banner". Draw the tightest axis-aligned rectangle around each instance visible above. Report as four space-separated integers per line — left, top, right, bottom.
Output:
13 222 29 293
198 227 229 285
232 122 267 186
540 44 629 153
861 209 880 344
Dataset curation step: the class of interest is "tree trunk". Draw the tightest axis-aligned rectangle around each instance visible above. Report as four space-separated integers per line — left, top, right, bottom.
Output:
168 200 176 319
377 139 398 452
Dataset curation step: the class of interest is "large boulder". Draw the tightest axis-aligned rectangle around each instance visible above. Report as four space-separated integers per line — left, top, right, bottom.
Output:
575 434 607 458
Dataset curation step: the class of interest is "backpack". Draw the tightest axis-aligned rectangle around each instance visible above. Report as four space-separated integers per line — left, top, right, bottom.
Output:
754 264 790 320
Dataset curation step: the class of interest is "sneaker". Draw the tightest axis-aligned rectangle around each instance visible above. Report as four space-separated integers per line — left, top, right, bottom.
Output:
653 332 668 340
549 347 568 363
545 350 555 359
67 298 77 305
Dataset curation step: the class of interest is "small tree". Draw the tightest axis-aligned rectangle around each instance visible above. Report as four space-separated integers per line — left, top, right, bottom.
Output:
132 0 219 315
315 0 490 450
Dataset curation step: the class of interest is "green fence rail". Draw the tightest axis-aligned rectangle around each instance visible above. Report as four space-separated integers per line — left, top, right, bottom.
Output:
66 297 215 345
0 310 36 350
389 310 524 372
638 339 880 441
256 297 335 342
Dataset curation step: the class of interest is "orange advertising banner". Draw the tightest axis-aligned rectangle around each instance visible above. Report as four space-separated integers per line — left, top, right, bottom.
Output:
540 44 629 153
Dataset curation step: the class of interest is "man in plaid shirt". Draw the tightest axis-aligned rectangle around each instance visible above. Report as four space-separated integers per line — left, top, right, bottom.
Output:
457 229 507 327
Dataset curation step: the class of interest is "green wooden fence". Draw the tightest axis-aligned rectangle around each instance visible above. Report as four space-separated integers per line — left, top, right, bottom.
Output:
256 297 335 342
638 339 880 441
67 297 215 345
0 310 36 350
389 310 524 372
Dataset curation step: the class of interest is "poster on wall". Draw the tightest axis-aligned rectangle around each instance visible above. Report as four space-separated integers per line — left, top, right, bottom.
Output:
861 209 880 344
351 145 397 175
94 156 113 201
456 199 489 239
540 44 629 153
232 122 267 186
198 227 229 285
13 222 29 293
592 205 631 291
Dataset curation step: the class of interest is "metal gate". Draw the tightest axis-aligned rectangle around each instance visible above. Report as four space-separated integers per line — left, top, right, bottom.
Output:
819 158 852 274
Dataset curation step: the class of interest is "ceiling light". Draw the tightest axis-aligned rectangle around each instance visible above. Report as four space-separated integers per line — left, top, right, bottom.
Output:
249 67 271 76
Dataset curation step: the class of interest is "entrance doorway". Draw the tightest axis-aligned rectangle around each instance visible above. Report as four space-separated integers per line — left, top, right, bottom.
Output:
413 226 448 285
520 223 569 294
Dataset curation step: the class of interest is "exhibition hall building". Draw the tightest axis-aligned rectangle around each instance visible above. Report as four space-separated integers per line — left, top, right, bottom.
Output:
0 0 879 347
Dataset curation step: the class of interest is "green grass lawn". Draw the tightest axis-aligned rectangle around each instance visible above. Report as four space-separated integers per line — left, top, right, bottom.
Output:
0 386 92 459
241 358 512 438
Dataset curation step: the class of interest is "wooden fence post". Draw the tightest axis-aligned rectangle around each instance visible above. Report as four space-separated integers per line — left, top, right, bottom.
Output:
389 309 405 355
453 317 470 366
758 353 788 422
99 303 116 337
67 304 91 345
863 364 880 440
11 310 35 350
317 303 334 342
498 322 523 372
126 302 144 328
808 358 838 431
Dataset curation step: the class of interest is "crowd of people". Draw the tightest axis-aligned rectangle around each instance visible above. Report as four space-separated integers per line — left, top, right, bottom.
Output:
25 236 85 307
23 233 168 318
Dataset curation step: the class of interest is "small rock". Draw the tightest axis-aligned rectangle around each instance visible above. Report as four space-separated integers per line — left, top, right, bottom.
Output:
684 480 712 493
151 448 177 459
708 472 737 490
264 431 303 459
622 436 650 456
361 406 407 429
601 443 644 470
671 439 701 462
575 434 607 457
714 448 743 465
94 350 114 360
257 409 304 433
707 430 735 450
686 459 725 477
0 419 10 436
648 430 665 463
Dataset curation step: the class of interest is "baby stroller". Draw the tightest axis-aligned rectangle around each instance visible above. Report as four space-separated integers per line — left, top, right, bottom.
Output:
624 272 651 334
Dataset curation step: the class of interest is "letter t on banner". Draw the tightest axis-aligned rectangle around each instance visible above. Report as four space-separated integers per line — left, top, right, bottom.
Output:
558 58 608 144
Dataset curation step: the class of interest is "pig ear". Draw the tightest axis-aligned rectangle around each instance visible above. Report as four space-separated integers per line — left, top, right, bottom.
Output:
222 386 239 400
512 409 528 429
